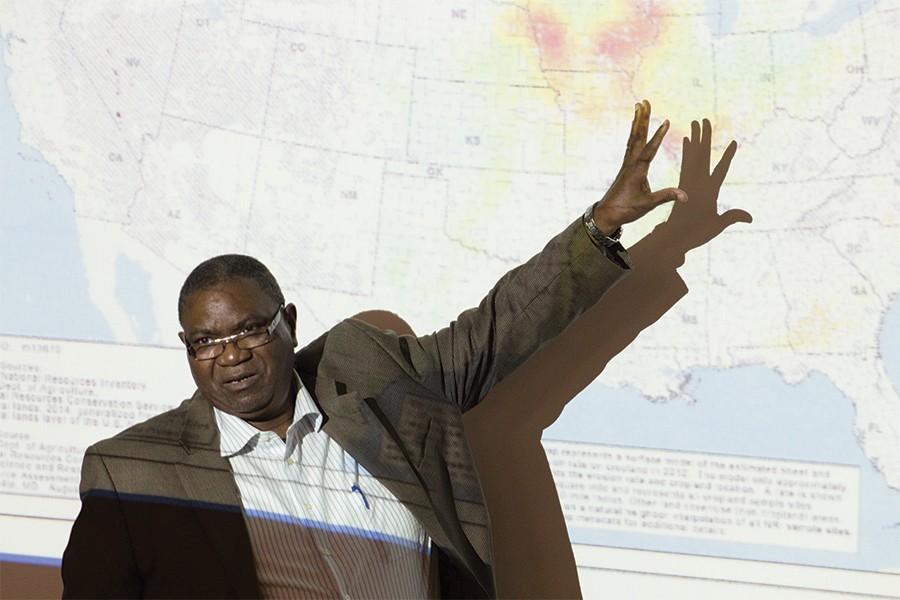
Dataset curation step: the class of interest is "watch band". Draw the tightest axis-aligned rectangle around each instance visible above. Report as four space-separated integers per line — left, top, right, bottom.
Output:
582 202 622 249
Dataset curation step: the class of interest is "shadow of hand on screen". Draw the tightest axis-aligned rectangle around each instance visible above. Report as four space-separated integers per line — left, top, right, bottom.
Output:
663 119 750 266
462 118 752 598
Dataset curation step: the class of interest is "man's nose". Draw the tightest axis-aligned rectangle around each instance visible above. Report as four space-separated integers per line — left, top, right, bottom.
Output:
217 340 250 365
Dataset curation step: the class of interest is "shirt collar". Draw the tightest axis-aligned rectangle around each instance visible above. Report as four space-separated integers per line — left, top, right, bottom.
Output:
213 371 324 458
293 379 324 434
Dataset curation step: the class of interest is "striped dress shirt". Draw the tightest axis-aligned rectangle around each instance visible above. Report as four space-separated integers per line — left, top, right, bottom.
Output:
214 382 430 599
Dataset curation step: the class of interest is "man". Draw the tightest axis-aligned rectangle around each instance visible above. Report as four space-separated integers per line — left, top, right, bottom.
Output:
62 101 688 598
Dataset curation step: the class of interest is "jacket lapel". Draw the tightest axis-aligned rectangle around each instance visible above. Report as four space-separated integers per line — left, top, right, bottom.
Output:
174 393 259 598
312 370 492 590
310 371 431 502
306 325 494 596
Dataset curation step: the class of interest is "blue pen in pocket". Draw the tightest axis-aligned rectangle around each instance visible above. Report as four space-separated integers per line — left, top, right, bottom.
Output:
351 460 370 510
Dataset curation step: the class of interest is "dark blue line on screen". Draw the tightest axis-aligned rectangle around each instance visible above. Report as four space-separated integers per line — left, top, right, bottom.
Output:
243 508 421 551
0 553 61 567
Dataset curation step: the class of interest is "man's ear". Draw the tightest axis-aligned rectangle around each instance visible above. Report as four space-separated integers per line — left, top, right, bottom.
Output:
284 303 298 347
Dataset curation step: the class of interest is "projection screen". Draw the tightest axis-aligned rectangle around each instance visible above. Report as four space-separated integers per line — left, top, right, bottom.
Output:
1 1 898 597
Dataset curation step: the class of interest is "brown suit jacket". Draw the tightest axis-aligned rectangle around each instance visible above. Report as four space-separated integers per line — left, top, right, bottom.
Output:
61 217 630 598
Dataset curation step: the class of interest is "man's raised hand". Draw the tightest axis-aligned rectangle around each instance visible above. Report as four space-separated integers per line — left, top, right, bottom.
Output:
591 99 687 235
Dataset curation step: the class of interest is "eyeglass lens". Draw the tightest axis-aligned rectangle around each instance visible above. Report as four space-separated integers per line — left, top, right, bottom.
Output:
193 331 273 360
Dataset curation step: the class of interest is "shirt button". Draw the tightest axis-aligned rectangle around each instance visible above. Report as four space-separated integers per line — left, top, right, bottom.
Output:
343 594 351 600
287 458 294 465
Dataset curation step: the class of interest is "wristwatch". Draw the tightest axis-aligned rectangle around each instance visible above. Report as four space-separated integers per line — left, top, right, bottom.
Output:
582 202 622 250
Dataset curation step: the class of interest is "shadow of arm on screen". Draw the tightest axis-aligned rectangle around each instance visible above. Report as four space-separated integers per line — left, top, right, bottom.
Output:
479 118 751 433
352 120 752 599
460 119 751 599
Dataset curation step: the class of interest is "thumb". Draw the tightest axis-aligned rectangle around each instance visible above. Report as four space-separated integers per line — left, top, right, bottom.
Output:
714 208 753 235
650 187 688 207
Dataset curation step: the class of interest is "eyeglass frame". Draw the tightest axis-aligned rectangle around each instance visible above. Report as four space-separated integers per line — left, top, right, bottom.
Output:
180 304 285 360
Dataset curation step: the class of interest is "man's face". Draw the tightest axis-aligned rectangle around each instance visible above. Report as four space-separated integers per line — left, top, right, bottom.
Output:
179 277 298 424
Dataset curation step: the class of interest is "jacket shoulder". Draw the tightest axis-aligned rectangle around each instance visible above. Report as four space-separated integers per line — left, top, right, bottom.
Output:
89 397 197 460
79 396 220 498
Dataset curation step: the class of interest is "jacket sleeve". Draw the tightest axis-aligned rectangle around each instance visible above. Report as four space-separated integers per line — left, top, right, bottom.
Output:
61 446 143 599
349 216 631 413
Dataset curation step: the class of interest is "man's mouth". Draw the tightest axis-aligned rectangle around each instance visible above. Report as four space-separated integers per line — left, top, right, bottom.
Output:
223 373 258 388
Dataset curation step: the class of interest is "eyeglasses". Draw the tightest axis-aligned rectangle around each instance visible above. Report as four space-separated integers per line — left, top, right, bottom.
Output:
182 304 284 360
